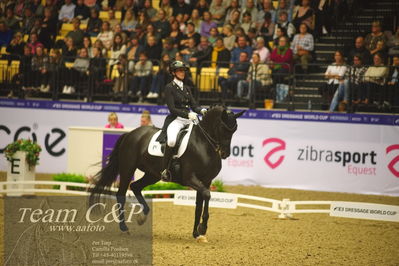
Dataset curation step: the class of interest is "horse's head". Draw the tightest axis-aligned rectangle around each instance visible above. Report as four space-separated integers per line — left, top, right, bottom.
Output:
201 105 245 159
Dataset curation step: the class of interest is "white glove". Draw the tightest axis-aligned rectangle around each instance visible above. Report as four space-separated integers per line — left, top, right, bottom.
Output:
200 108 207 115
188 112 197 121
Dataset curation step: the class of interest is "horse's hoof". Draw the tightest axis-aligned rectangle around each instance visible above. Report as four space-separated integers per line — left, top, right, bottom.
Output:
119 223 129 232
196 235 208 243
136 212 148 225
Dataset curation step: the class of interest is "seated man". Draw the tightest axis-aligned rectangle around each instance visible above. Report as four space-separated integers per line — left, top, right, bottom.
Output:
218 52 250 100
237 53 272 100
129 52 153 101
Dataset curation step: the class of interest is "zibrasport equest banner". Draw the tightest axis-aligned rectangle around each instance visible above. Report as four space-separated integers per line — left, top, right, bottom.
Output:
1 99 398 196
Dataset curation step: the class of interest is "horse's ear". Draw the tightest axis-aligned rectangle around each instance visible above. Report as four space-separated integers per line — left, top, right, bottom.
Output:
222 109 228 121
234 110 245 118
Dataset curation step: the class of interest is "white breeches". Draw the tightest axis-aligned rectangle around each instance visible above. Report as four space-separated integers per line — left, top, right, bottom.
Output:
167 117 191 147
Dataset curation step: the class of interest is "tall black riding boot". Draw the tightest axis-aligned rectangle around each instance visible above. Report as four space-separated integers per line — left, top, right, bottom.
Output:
160 145 173 182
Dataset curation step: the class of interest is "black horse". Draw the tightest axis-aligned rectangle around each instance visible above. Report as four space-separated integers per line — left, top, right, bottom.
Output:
89 105 244 240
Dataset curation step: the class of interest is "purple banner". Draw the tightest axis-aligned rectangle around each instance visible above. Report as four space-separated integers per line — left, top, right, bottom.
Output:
1 98 398 126
102 132 124 167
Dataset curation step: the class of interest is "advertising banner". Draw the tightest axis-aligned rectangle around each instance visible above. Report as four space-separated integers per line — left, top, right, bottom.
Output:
1 99 398 196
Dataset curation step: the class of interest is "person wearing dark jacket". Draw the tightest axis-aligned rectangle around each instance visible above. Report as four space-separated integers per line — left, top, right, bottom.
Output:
189 36 213 67
212 37 231 68
145 36 162 63
158 61 207 181
74 0 90 20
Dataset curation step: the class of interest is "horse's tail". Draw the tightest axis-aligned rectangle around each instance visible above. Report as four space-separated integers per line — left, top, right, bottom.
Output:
89 133 126 205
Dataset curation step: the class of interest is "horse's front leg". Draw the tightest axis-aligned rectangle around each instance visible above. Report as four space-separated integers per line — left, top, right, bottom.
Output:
192 191 204 238
197 195 210 237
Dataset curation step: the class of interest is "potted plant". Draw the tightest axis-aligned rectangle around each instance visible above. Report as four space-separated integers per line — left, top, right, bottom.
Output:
4 139 41 195
4 139 42 170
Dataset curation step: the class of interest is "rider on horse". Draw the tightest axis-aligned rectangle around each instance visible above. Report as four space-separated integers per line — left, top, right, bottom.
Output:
159 60 207 182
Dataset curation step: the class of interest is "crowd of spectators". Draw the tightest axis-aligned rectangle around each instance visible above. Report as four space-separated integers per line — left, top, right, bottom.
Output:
0 0 398 109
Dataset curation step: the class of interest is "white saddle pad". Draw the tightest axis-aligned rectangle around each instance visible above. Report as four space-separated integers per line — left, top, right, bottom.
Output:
148 123 194 158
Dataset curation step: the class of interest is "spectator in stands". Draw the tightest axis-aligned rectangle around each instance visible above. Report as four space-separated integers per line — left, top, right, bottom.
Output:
4 7 19 31
39 7 57 49
210 0 226 26
126 36 143 62
208 27 220 46
241 12 256 35
387 26 399 56
188 9 202 33
292 0 314 31
362 53 388 105
121 8 137 34
13 0 26 20
168 20 183 47
32 0 44 17
130 52 153 100
276 0 292 22
107 10 120 29
47 48 64 94
348 36 372 65
274 11 295 40
145 35 162 63
365 21 388 56
195 0 210 18
112 54 129 95
58 0 76 24
82 36 93 58
140 110 154 126
258 12 275 42
291 23 314 74
97 21 114 50
64 47 90 94
105 112 124 128
93 39 107 58
332 55 367 110
181 37 198 64
211 37 231 68
237 52 272 100
8 45 32 98
66 18 85 48
159 0 173 21
62 37 77 62
31 45 50 92
27 32 43 55
121 0 134 21
153 9 171 38
181 22 201 49
148 53 170 98
219 51 250 99
224 9 241 30
74 0 90 21
314 0 333 38
190 36 213 67
257 0 276 26
225 0 240 23
321 50 347 105
112 24 128 44
42 0 57 16
200 11 217 38
109 33 127 68
242 0 258 25
144 0 157 19
21 7 35 34
6 32 25 58
273 26 288 46
0 21 13 47
89 46 107 86
172 0 192 22
162 37 178 60
86 8 102 37
254 36 270 63
222 24 236 51
270 36 293 102
230 36 253 65
145 23 161 46
175 14 187 35
386 55 399 107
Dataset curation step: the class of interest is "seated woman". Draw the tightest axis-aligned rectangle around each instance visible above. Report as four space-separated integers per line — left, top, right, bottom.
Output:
148 53 171 99
320 50 347 105
291 23 314 75
62 48 90 95
105 112 124 128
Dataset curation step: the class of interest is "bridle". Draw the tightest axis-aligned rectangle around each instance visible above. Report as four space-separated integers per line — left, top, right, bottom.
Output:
195 116 237 157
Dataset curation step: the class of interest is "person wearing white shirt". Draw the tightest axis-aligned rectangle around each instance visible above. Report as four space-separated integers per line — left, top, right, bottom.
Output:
58 0 76 23
253 37 270 63
322 51 347 107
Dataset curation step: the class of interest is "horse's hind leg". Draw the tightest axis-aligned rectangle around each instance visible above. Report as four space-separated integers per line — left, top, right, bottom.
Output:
130 173 160 225
116 172 133 232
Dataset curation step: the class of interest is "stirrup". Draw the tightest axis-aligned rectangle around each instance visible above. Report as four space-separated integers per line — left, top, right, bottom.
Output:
160 169 172 182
